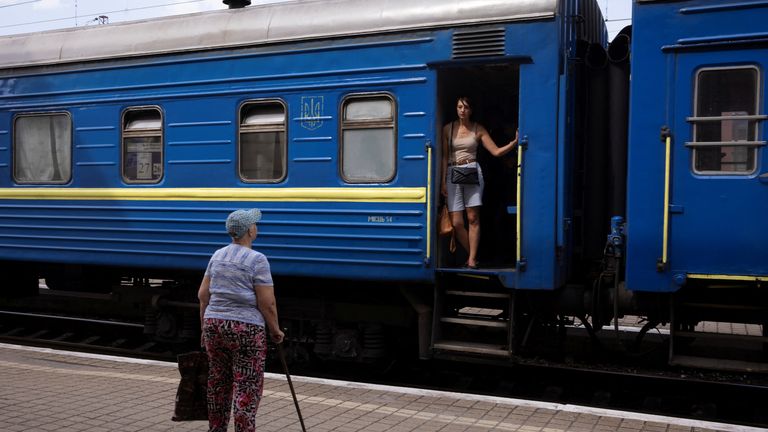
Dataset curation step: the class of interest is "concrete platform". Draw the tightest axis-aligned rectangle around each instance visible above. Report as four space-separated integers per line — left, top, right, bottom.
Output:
0 343 760 432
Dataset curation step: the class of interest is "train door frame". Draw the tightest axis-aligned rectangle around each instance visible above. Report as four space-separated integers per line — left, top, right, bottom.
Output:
664 48 767 280
433 62 522 270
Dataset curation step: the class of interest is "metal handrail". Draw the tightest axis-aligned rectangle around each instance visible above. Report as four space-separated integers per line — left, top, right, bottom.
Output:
426 144 432 261
516 137 525 269
661 136 672 268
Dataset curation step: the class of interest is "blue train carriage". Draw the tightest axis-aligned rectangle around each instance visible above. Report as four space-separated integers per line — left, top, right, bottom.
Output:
0 0 607 360
626 0 768 370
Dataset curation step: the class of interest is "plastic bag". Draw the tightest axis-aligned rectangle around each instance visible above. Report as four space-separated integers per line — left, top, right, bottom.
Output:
171 351 209 421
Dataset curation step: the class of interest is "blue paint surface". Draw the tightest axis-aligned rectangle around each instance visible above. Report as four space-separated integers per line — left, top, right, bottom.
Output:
626 0 768 292
0 4 610 290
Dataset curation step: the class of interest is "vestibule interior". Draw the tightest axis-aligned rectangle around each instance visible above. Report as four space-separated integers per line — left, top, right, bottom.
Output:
436 64 520 269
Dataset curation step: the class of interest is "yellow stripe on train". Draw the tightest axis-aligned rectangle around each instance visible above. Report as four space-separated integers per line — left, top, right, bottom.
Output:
687 273 768 282
0 187 427 203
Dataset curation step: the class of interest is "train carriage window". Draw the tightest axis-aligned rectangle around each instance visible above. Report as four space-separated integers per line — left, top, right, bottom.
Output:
341 95 396 183
13 113 72 184
122 108 163 183
239 101 286 182
691 67 761 174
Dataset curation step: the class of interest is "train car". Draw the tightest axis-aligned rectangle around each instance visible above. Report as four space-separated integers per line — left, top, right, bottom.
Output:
0 0 764 372
625 0 768 370
0 0 605 359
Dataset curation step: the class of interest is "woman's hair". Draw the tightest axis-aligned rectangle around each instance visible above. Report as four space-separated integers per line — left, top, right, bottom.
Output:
456 96 472 110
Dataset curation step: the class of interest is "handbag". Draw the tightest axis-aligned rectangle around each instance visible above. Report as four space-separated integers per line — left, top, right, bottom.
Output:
439 205 453 237
172 351 209 421
451 166 479 184
439 205 457 253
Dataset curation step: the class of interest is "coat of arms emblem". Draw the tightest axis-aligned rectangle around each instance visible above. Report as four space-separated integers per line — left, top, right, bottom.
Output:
300 96 324 131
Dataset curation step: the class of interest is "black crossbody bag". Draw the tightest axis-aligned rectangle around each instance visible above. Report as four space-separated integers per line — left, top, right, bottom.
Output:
449 122 479 185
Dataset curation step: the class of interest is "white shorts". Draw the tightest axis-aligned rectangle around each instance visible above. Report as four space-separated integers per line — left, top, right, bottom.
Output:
446 162 484 212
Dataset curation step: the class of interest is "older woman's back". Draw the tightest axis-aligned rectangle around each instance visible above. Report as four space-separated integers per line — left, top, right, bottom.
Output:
205 244 272 327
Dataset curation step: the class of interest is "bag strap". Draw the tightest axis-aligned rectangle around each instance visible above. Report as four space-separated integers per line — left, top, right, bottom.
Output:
449 121 455 165
450 121 479 165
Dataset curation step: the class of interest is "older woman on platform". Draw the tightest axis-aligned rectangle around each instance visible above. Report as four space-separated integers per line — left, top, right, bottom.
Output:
198 208 284 432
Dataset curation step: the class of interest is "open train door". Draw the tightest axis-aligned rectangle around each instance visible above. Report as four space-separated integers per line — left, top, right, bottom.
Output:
430 62 521 359
666 51 768 284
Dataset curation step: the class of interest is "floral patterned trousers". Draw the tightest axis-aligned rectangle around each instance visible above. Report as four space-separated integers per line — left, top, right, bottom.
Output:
203 318 267 432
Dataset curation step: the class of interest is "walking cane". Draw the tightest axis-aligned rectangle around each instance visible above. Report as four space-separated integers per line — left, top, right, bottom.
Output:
277 343 307 432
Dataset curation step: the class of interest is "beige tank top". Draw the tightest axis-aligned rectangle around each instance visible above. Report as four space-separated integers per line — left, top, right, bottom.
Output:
451 122 479 163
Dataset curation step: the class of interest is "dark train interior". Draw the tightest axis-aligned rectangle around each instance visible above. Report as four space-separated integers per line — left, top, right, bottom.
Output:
436 64 520 269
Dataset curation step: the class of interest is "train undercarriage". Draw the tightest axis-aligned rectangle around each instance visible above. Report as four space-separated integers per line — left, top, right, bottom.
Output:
2 261 766 373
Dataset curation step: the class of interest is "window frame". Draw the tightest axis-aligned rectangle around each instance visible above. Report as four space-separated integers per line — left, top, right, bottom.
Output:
237 98 288 184
338 92 397 184
688 65 765 176
121 106 164 184
12 111 73 185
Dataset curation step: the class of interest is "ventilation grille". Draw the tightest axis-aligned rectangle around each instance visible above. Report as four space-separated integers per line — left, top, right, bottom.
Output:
452 28 506 59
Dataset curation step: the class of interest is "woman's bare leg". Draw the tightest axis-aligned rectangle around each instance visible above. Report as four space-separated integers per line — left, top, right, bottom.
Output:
466 207 481 267
450 211 469 254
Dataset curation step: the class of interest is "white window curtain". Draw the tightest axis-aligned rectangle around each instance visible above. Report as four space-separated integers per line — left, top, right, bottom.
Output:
14 115 71 183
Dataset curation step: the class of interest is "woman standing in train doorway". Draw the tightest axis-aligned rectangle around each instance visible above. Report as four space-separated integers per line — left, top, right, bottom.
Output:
198 208 284 432
441 96 518 269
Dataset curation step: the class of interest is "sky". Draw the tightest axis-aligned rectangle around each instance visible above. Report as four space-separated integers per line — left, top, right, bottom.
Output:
0 0 632 39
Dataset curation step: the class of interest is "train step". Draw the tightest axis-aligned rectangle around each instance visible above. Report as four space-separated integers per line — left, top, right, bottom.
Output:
669 328 768 372
439 317 508 328
436 267 517 289
432 283 515 359
433 340 511 357
670 299 768 372
444 290 510 299
675 330 768 344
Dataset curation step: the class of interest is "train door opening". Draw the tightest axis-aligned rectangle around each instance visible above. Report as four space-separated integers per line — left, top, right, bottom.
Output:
436 64 520 269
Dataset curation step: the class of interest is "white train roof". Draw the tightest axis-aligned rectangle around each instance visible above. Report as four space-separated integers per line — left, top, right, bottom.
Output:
0 0 557 70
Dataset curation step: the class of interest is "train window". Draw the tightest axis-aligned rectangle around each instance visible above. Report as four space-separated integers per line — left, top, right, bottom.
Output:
239 101 286 182
340 95 396 183
690 67 762 174
122 108 163 183
13 113 72 184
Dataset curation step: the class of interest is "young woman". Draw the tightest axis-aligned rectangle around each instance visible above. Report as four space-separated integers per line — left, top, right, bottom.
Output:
441 96 518 269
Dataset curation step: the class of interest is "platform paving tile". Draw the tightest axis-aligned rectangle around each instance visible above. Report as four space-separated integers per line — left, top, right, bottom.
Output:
616 423 642 432
544 420 572 429
0 345 741 432
566 426 598 432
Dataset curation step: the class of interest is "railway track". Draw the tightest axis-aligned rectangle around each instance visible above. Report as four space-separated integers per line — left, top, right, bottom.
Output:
3 307 767 429
0 309 182 361
325 356 768 429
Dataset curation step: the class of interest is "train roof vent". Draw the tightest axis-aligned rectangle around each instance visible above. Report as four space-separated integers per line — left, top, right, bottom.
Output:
452 28 506 59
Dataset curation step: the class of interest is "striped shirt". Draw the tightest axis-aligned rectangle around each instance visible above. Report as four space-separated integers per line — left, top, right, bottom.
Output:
203 244 273 326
